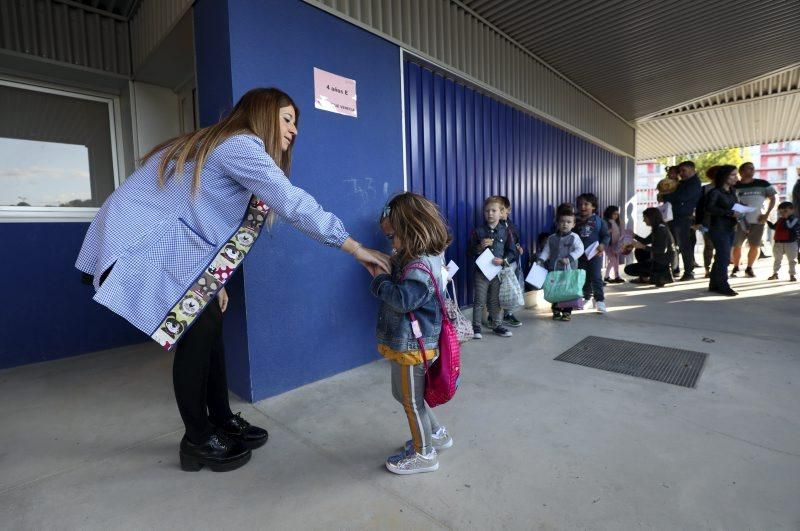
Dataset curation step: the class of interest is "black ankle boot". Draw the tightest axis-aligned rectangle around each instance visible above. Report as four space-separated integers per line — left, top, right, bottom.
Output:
220 412 269 449
179 433 251 472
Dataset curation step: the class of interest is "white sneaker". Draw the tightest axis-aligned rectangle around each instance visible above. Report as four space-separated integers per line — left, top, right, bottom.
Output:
596 301 607 313
584 298 593 309
386 448 439 475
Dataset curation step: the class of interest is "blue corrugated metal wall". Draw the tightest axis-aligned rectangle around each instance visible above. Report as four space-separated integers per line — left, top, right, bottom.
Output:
404 60 632 304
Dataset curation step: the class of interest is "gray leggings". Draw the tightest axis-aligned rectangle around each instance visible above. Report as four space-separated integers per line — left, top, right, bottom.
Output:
391 361 441 454
472 269 502 327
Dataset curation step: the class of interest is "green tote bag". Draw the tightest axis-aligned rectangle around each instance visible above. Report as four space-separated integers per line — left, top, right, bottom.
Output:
543 267 586 303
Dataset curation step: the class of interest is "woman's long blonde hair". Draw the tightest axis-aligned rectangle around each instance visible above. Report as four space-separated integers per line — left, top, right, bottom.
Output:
142 87 299 194
382 192 452 268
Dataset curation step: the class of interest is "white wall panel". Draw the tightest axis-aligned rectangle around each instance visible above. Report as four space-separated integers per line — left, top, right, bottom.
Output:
129 0 192 73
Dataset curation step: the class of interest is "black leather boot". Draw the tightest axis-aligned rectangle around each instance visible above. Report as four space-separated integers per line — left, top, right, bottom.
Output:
220 412 269 450
179 433 251 472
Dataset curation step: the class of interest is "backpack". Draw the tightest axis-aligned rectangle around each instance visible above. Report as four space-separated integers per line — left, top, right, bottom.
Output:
401 261 462 407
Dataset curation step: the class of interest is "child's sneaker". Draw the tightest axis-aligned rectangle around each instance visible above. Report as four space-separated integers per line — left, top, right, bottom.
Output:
596 301 607 313
404 427 453 454
386 448 439 475
584 298 593 309
560 312 572 321
552 310 562 321
503 313 522 327
492 326 513 337
472 325 482 340
768 273 779 280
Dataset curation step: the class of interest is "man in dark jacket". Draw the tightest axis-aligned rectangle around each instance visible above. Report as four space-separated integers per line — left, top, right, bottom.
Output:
661 160 702 280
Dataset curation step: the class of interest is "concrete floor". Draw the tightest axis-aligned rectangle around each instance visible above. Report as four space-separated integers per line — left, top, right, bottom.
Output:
1 259 799 530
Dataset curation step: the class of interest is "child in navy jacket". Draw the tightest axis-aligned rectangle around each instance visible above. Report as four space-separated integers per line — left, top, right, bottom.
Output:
574 193 611 313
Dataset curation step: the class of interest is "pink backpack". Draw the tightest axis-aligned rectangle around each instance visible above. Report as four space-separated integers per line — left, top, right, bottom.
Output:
402 261 461 407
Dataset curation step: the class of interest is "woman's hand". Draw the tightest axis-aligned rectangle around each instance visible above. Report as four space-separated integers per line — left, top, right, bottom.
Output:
596 243 605 257
492 257 503 266
482 238 494 249
218 287 229 313
560 257 571 266
632 241 646 250
354 246 391 277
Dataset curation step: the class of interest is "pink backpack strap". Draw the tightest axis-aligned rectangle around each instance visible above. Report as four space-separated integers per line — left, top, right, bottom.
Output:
400 260 448 374
400 260 449 319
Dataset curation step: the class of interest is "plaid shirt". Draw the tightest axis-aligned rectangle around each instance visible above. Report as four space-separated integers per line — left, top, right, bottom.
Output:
76 134 349 336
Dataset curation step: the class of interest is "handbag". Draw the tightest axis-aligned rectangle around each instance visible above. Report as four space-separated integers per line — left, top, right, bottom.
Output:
402 261 461 407
444 279 473 342
555 298 585 310
543 264 586 303
498 267 524 309
616 229 636 255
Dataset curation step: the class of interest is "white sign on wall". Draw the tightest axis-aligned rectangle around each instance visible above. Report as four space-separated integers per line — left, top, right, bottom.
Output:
314 67 357 118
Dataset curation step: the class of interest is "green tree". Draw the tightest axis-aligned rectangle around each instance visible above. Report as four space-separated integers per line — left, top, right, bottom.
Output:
687 148 746 182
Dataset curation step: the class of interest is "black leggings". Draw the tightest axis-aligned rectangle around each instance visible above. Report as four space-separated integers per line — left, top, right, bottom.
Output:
173 302 234 443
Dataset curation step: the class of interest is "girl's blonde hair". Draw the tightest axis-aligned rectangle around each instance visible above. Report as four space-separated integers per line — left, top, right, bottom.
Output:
381 192 452 267
142 87 298 200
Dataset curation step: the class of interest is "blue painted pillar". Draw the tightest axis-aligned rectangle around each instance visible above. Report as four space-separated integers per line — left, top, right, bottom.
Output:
194 0 404 400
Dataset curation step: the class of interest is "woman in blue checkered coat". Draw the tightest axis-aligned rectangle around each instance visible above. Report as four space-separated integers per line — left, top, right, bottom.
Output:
76 88 390 472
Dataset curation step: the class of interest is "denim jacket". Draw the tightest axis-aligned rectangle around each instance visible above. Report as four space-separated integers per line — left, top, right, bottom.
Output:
470 223 516 265
574 213 610 248
370 254 444 352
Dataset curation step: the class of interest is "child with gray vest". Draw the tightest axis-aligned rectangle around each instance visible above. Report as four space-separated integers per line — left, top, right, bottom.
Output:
537 203 584 321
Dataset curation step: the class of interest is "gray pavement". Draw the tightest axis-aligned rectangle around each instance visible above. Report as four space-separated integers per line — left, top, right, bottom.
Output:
1 260 799 530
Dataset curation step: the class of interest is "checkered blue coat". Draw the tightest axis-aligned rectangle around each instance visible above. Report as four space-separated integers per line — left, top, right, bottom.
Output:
76 134 349 336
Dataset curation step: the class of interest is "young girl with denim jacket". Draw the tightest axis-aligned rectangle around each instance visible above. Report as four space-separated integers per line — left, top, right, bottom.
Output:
369 192 453 475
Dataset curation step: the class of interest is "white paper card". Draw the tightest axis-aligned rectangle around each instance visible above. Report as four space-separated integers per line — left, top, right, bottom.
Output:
585 241 600 260
732 203 757 214
445 260 460 280
525 263 548 289
476 248 502 281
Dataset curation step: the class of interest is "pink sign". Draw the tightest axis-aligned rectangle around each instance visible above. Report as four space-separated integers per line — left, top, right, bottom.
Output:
314 67 357 118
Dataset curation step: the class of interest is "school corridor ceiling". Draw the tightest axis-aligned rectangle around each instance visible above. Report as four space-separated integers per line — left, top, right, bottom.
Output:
460 0 800 159
61 0 800 159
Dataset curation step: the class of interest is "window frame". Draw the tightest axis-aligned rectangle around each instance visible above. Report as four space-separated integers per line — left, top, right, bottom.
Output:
0 76 124 222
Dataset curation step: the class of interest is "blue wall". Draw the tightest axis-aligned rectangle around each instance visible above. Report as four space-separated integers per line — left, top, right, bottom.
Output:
0 223 146 369
405 61 633 304
193 0 405 400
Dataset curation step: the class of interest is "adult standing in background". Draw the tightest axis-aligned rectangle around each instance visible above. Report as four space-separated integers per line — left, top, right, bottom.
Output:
705 165 741 296
660 160 702 281
694 166 720 278
793 177 800 260
730 162 776 278
76 88 390 473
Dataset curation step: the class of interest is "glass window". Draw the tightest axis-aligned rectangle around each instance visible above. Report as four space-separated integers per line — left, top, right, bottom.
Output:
0 80 118 216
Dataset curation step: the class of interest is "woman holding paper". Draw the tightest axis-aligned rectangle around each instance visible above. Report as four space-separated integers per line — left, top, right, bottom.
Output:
704 165 740 296
75 88 390 472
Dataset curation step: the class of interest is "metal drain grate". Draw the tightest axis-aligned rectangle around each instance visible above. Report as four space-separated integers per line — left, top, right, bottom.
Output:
555 336 707 388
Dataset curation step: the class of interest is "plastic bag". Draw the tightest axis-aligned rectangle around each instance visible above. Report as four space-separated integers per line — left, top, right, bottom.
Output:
499 267 524 309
